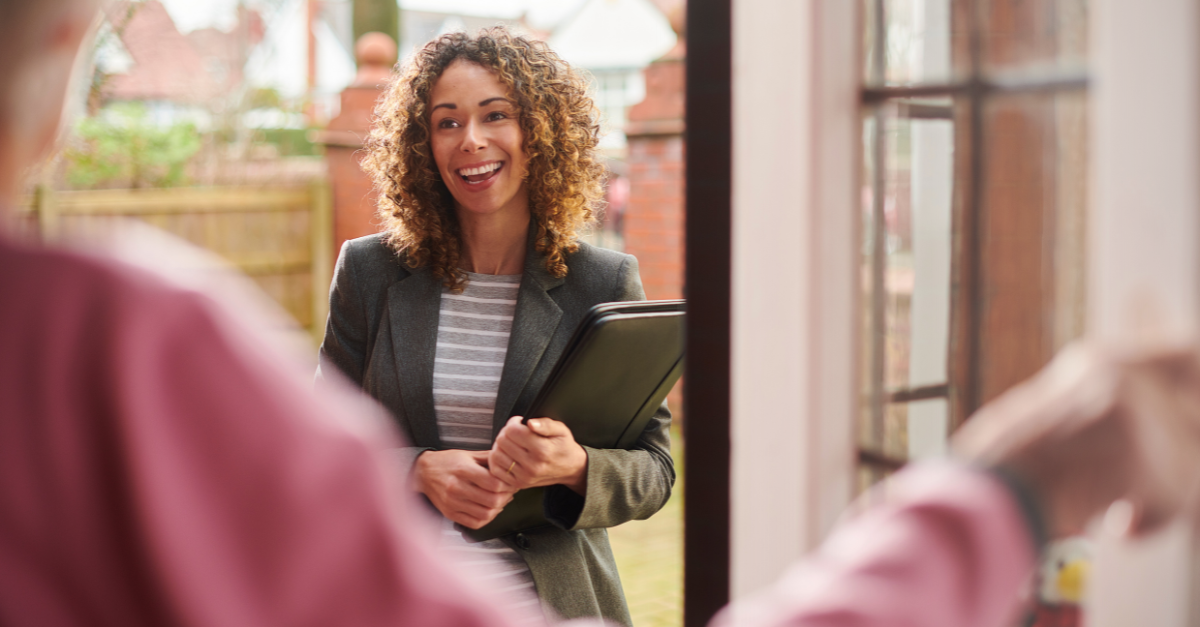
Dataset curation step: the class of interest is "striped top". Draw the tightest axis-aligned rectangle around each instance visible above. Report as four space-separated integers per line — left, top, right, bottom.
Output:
432 272 543 625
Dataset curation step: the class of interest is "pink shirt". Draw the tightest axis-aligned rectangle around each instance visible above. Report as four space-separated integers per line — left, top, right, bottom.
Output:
0 235 1037 627
0 237 519 627
714 463 1038 627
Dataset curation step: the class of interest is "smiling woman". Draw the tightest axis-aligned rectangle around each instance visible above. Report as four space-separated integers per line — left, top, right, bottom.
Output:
318 28 674 627
427 61 531 250
363 29 606 290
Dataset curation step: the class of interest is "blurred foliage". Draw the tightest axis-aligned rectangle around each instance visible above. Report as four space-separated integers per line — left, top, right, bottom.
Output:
354 0 400 43
257 128 321 157
246 87 286 111
65 103 202 189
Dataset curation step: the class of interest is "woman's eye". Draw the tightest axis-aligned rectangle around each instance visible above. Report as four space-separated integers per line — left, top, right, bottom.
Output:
486 111 509 122
437 118 459 129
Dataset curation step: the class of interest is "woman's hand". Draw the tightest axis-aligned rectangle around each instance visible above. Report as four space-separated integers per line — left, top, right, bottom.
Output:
412 449 517 529
488 416 589 495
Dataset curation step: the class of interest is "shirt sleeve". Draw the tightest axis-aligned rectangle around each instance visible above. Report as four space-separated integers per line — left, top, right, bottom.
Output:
711 463 1038 627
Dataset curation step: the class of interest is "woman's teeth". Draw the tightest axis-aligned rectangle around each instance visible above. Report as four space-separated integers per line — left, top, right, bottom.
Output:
458 162 501 177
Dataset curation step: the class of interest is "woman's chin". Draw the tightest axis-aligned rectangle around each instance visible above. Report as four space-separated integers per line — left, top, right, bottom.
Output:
453 200 529 223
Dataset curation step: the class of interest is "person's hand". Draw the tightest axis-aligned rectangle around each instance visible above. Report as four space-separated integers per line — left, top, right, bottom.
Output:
412 449 517 529
953 340 1200 537
488 416 589 495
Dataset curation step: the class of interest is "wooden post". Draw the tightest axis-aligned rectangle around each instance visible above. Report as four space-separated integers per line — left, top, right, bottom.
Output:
312 33 396 259
35 185 59 243
306 0 320 124
309 176 334 346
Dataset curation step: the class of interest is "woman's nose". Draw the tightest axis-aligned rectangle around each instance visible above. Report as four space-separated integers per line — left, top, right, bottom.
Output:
460 121 486 152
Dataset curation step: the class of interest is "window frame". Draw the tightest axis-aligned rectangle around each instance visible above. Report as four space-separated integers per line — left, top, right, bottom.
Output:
858 0 1091 476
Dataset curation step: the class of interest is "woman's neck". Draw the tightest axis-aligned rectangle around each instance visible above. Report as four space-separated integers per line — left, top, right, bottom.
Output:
457 209 530 275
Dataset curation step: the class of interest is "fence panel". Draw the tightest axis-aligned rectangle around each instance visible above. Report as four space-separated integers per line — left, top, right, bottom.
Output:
14 182 334 346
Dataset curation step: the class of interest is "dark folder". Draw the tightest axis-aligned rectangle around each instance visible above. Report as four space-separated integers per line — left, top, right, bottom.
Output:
460 299 685 542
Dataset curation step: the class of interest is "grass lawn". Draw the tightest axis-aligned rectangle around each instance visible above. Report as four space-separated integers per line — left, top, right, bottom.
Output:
608 426 684 627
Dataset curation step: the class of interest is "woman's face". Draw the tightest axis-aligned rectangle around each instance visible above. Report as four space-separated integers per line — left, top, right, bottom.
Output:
428 60 530 221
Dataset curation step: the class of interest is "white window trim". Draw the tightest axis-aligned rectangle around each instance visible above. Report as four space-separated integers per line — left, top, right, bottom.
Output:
1088 0 1200 625
730 0 859 599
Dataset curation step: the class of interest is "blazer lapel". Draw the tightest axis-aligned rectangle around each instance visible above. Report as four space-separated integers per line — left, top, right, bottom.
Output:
492 239 565 435
387 266 443 448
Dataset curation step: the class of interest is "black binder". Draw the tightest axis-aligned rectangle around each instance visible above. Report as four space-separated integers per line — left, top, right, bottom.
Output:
460 299 685 542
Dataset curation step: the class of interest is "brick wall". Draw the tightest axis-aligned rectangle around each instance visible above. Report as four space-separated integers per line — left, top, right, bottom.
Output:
624 41 686 302
316 33 395 263
624 34 686 416
625 135 685 300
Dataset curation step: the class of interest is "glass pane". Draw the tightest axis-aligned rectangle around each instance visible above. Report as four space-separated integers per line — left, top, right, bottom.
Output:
975 90 1089 404
983 0 1088 76
860 102 958 456
906 397 949 459
864 0 961 85
878 103 956 392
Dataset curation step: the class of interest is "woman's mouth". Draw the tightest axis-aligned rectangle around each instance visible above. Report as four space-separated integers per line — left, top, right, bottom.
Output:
457 161 503 185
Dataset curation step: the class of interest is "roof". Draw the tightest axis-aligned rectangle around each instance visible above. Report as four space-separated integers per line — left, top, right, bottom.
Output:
101 1 262 105
547 0 676 70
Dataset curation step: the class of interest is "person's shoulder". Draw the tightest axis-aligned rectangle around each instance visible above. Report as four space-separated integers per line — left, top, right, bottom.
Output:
342 232 404 266
566 240 637 277
0 238 222 361
338 232 414 284
0 237 178 310
560 241 643 302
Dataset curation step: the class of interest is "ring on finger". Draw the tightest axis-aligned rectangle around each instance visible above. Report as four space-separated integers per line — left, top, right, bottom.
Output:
507 460 517 475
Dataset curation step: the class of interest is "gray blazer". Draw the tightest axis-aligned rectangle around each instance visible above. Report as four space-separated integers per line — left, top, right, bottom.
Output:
316 231 674 625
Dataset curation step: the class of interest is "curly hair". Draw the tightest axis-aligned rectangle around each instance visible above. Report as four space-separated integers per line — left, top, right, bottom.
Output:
363 27 606 291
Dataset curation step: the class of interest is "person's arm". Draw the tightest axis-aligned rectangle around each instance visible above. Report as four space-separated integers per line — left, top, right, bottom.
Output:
711 464 1038 627
316 239 433 469
714 342 1200 627
488 254 676 529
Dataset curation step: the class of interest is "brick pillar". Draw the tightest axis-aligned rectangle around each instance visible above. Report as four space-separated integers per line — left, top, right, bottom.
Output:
624 29 685 301
316 32 395 260
625 13 686 416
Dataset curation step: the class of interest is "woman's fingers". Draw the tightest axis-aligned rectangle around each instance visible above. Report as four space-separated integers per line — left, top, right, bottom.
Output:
526 417 571 437
489 442 535 487
462 458 517 495
452 479 513 511
467 449 513 490
414 449 515 522
450 502 507 529
488 416 588 492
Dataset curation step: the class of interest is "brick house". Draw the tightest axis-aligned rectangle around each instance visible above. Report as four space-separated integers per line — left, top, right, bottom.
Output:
96 1 264 123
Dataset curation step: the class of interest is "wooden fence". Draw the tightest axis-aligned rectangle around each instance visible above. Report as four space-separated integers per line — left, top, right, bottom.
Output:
14 181 334 345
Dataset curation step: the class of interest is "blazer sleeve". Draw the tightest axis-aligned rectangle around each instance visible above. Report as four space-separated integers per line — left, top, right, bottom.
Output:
316 240 431 467
316 240 367 387
543 254 676 530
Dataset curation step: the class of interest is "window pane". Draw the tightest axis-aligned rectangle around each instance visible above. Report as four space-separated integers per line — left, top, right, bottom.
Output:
974 90 1089 404
860 102 958 455
864 103 956 389
864 0 960 85
982 0 1088 75
906 397 949 459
